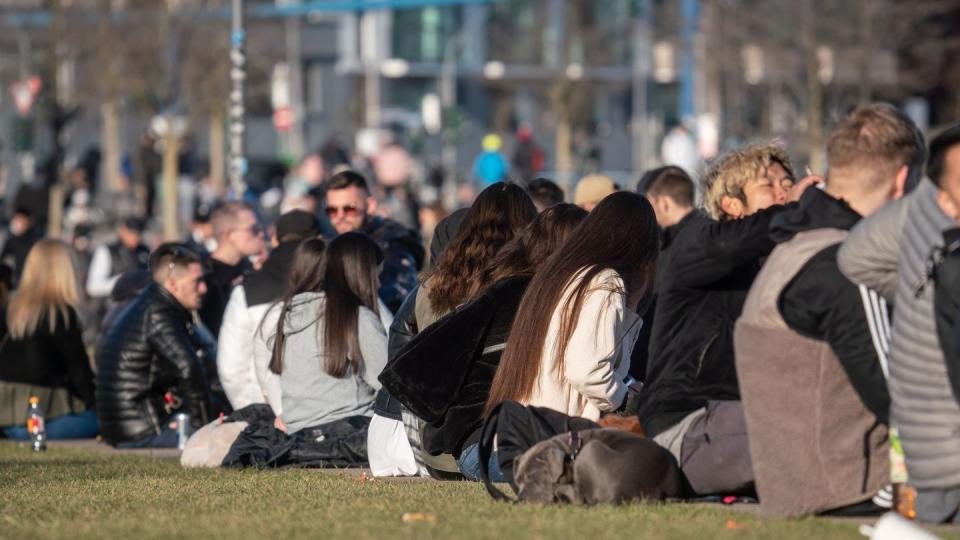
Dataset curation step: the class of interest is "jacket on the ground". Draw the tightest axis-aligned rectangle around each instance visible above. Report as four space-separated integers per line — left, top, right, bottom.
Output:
360 216 425 313
838 179 960 490
0 307 95 426
379 276 530 457
934 228 960 408
636 205 789 437
96 283 211 444
735 189 890 517
217 241 298 413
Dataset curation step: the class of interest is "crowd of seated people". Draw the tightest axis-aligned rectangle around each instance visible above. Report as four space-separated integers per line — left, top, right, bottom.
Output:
2 102 960 524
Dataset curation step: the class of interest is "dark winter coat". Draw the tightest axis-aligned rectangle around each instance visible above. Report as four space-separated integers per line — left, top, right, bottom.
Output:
199 257 254 338
770 188 891 422
637 204 791 437
934 228 960 408
379 276 530 457
96 283 211 445
361 216 425 313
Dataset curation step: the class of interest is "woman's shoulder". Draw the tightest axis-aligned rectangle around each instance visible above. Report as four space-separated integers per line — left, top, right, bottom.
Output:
572 266 624 290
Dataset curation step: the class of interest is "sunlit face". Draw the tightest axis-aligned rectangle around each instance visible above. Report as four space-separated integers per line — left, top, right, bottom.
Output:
325 186 373 234
741 161 795 216
227 210 264 257
936 145 960 224
165 262 207 311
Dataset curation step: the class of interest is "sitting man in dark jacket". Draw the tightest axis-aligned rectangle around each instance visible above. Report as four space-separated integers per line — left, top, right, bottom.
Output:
96 243 212 448
737 104 924 517
636 143 815 496
323 170 425 313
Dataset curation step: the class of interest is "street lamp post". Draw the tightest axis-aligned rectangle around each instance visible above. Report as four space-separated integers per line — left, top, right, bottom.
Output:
229 0 247 197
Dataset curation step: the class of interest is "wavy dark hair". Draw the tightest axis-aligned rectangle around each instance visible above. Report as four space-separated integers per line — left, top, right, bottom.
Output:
468 203 588 301
484 192 659 415
267 234 383 378
421 182 536 314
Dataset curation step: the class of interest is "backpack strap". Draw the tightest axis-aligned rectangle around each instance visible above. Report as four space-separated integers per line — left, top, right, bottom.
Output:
479 401 517 502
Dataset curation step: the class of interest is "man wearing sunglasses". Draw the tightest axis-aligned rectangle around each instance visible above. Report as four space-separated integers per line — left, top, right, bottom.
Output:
199 202 264 338
324 171 424 312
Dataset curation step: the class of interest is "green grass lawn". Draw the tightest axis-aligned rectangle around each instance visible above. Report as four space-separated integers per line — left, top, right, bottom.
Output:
0 444 954 540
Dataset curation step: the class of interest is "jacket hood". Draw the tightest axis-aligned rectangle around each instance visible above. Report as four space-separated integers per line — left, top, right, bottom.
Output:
283 291 325 335
769 188 861 243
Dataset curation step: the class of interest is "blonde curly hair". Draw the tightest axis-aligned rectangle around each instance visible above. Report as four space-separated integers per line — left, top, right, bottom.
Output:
701 143 795 221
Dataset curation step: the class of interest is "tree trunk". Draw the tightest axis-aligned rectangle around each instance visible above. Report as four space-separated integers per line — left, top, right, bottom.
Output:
162 130 180 241
102 100 121 192
209 107 225 195
803 4 825 175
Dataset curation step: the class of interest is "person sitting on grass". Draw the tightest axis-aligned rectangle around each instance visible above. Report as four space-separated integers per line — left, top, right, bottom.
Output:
0 239 99 439
96 243 211 448
634 143 815 497
485 192 658 422
263 233 387 462
736 103 925 517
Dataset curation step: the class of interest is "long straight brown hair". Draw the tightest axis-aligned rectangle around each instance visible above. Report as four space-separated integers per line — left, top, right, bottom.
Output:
421 182 537 314
267 238 326 375
467 203 588 301
484 192 659 414
268 233 382 378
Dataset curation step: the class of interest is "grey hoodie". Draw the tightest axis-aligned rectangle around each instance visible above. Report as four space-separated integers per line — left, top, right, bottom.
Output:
279 292 388 434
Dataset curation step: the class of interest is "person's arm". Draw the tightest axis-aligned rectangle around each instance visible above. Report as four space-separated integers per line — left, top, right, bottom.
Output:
387 286 419 362
253 304 283 415
52 308 97 408
216 287 257 410
563 272 629 412
358 308 389 391
779 247 891 423
671 205 785 289
147 305 210 425
86 245 118 298
837 197 909 303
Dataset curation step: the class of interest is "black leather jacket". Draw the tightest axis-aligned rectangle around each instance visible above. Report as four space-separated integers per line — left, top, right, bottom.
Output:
96 283 211 445
373 285 419 421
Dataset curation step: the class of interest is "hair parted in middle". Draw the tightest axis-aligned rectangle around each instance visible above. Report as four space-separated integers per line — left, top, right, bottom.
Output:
701 142 794 221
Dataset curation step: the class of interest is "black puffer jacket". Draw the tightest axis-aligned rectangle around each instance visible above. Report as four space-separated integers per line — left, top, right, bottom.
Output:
935 228 960 407
96 283 211 445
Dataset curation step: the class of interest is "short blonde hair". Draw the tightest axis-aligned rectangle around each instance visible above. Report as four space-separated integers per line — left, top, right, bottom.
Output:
702 143 794 221
6 239 79 339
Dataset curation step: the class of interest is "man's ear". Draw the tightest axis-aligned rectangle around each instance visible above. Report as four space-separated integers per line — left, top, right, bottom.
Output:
892 165 908 200
937 190 959 221
719 195 744 220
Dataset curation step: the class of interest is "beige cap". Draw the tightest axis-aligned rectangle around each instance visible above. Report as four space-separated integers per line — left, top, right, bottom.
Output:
573 174 618 207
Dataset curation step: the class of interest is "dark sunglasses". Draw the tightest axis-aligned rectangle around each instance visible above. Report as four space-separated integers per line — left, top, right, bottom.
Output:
324 205 361 218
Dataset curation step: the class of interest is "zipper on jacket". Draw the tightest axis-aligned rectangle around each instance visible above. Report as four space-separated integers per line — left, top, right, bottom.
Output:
695 333 719 378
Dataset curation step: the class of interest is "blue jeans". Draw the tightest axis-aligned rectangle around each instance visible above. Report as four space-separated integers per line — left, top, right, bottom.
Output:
115 427 179 449
457 442 505 482
3 410 100 440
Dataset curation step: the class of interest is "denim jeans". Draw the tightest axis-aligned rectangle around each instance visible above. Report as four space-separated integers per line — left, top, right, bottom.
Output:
457 442 505 482
3 409 100 440
115 427 180 449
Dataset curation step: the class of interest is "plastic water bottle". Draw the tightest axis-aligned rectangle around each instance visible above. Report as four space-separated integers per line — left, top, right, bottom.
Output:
26 396 47 452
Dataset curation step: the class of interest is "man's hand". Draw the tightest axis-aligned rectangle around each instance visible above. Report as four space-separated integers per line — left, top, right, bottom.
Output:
788 175 823 203
274 416 288 433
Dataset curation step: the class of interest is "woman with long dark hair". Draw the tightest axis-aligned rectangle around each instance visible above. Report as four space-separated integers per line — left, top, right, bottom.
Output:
380 203 589 481
416 182 537 326
485 192 659 420
266 233 386 450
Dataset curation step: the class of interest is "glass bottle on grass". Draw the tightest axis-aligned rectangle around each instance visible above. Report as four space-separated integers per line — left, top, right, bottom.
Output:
26 396 47 452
